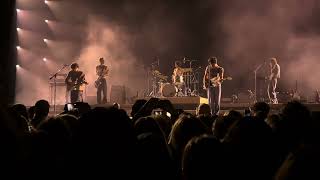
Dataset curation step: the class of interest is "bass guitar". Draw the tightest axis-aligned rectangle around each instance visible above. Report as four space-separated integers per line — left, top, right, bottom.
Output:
95 76 105 88
95 65 108 88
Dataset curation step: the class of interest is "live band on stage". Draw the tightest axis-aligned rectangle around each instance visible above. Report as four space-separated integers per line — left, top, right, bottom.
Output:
57 56 281 115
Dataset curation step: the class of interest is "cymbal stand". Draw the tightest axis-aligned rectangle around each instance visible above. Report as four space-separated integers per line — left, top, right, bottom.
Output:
183 59 190 96
184 59 198 96
191 71 200 96
148 62 160 97
148 76 159 97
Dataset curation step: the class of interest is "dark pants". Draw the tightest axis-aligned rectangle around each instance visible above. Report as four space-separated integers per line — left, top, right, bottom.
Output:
267 78 278 104
207 85 221 115
70 90 83 103
97 78 107 104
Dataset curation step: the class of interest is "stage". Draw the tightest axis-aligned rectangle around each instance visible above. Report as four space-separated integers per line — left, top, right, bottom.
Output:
49 96 320 116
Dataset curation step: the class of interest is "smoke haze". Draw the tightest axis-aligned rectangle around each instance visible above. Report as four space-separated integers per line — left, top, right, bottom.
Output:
77 16 147 101
220 0 320 98
15 0 320 105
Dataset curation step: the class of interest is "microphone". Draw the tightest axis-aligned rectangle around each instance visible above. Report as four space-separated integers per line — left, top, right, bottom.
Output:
183 57 186 63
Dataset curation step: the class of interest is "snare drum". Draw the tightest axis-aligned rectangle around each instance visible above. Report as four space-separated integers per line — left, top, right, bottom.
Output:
161 83 177 97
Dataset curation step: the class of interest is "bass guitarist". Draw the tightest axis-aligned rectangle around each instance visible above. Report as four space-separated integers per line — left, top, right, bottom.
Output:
267 57 280 104
203 57 224 115
65 63 87 103
95 57 109 104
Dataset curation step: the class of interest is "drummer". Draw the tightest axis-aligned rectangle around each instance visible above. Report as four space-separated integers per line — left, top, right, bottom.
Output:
172 61 184 84
172 61 185 96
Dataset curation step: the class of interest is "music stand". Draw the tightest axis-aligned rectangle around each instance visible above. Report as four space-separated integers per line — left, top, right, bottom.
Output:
49 64 69 114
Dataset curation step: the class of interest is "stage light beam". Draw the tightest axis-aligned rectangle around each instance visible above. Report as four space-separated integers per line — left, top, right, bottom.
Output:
45 19 49 23
16 65 20 68
16 9 21 13
16 46 21 49
43 58 47 61
45 0 49 4
43 38 48 42
17 27 21 31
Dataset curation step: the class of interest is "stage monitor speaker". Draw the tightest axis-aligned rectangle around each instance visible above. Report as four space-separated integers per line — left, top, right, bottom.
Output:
110 85 126 104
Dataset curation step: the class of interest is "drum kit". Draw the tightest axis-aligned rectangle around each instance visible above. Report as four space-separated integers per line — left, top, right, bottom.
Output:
147 58 201 98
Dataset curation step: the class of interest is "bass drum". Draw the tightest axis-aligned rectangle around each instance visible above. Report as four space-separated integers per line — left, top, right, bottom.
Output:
161 83 177 97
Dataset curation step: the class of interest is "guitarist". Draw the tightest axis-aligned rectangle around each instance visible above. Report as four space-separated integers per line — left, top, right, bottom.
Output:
96 57 109 104
203 57 224 115
267 57 280 104
65 63 87 103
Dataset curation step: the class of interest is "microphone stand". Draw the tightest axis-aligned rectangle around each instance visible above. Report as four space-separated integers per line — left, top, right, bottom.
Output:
253 62 264 103
49 64 69 114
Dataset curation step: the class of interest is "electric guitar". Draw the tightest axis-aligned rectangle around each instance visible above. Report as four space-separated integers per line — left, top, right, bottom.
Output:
203 76 232 89
66 80 88 91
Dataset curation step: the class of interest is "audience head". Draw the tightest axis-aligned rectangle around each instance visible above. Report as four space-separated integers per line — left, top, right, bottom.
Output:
34 100 50 117
182 135 225 180
196 103 211 116
252 102 270 120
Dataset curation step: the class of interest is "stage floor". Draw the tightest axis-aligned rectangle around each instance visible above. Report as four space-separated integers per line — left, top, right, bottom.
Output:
49 96 320 116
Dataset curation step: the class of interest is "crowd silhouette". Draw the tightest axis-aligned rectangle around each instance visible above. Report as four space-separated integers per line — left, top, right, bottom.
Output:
1 98 320 179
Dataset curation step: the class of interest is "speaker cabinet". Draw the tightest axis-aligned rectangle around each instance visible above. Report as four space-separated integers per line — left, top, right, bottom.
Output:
110 85 126 104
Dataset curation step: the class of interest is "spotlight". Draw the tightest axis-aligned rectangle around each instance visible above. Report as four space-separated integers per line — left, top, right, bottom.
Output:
43 58 47 61
16 46 21 49
17 27 21 31
43 38 48 42
16 9 21 13
45 19 49 23
45 0 49 4
16 64 20 68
